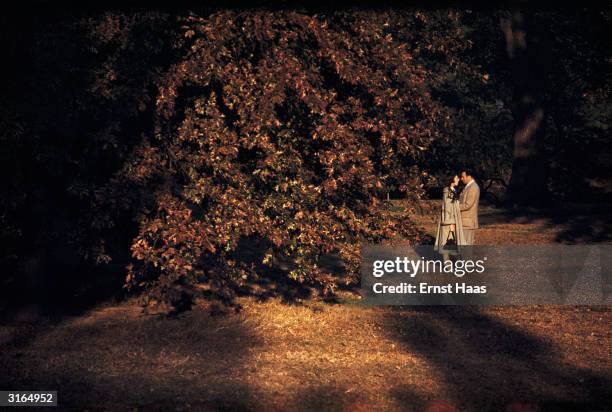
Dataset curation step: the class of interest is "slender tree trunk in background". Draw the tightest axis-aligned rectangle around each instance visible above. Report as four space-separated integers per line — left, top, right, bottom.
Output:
501 10 550 207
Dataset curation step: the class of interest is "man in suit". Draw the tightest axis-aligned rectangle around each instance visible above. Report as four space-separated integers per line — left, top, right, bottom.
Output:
459 169 480 245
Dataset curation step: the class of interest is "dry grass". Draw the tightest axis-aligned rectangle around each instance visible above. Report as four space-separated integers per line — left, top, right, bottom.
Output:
1 204 611 411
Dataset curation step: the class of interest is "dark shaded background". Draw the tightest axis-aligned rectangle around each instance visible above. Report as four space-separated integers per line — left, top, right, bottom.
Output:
1 1 609 312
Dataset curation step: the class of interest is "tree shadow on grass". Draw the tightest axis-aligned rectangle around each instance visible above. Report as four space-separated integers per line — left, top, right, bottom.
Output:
0 308 268 410
381 306 611 411
479 203 612 244
287 384 365 412
2 305 402 411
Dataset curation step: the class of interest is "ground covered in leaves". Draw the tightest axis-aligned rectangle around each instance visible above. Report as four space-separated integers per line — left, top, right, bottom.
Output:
1 204 611 411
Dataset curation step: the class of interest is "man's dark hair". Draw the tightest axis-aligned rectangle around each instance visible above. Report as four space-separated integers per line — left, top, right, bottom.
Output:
460 168 473 178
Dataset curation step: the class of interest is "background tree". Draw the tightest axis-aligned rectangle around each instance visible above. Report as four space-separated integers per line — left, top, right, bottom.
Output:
500 9 551 206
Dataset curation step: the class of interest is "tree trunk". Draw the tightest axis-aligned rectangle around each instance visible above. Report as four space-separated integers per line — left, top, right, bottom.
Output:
501 10 550 207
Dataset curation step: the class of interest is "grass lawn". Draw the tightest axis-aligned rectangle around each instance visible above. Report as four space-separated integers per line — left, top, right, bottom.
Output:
1 202 610 411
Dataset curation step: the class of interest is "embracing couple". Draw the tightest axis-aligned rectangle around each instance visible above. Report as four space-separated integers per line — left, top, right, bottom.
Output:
434 169 480 253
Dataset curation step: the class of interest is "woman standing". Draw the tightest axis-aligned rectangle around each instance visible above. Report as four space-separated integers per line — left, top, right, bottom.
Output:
434 174 466 254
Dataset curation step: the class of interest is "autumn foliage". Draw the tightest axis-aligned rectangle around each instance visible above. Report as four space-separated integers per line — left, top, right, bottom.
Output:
106 10 455 307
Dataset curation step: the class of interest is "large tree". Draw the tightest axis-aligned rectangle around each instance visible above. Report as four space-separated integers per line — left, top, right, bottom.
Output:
119 10 451 307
